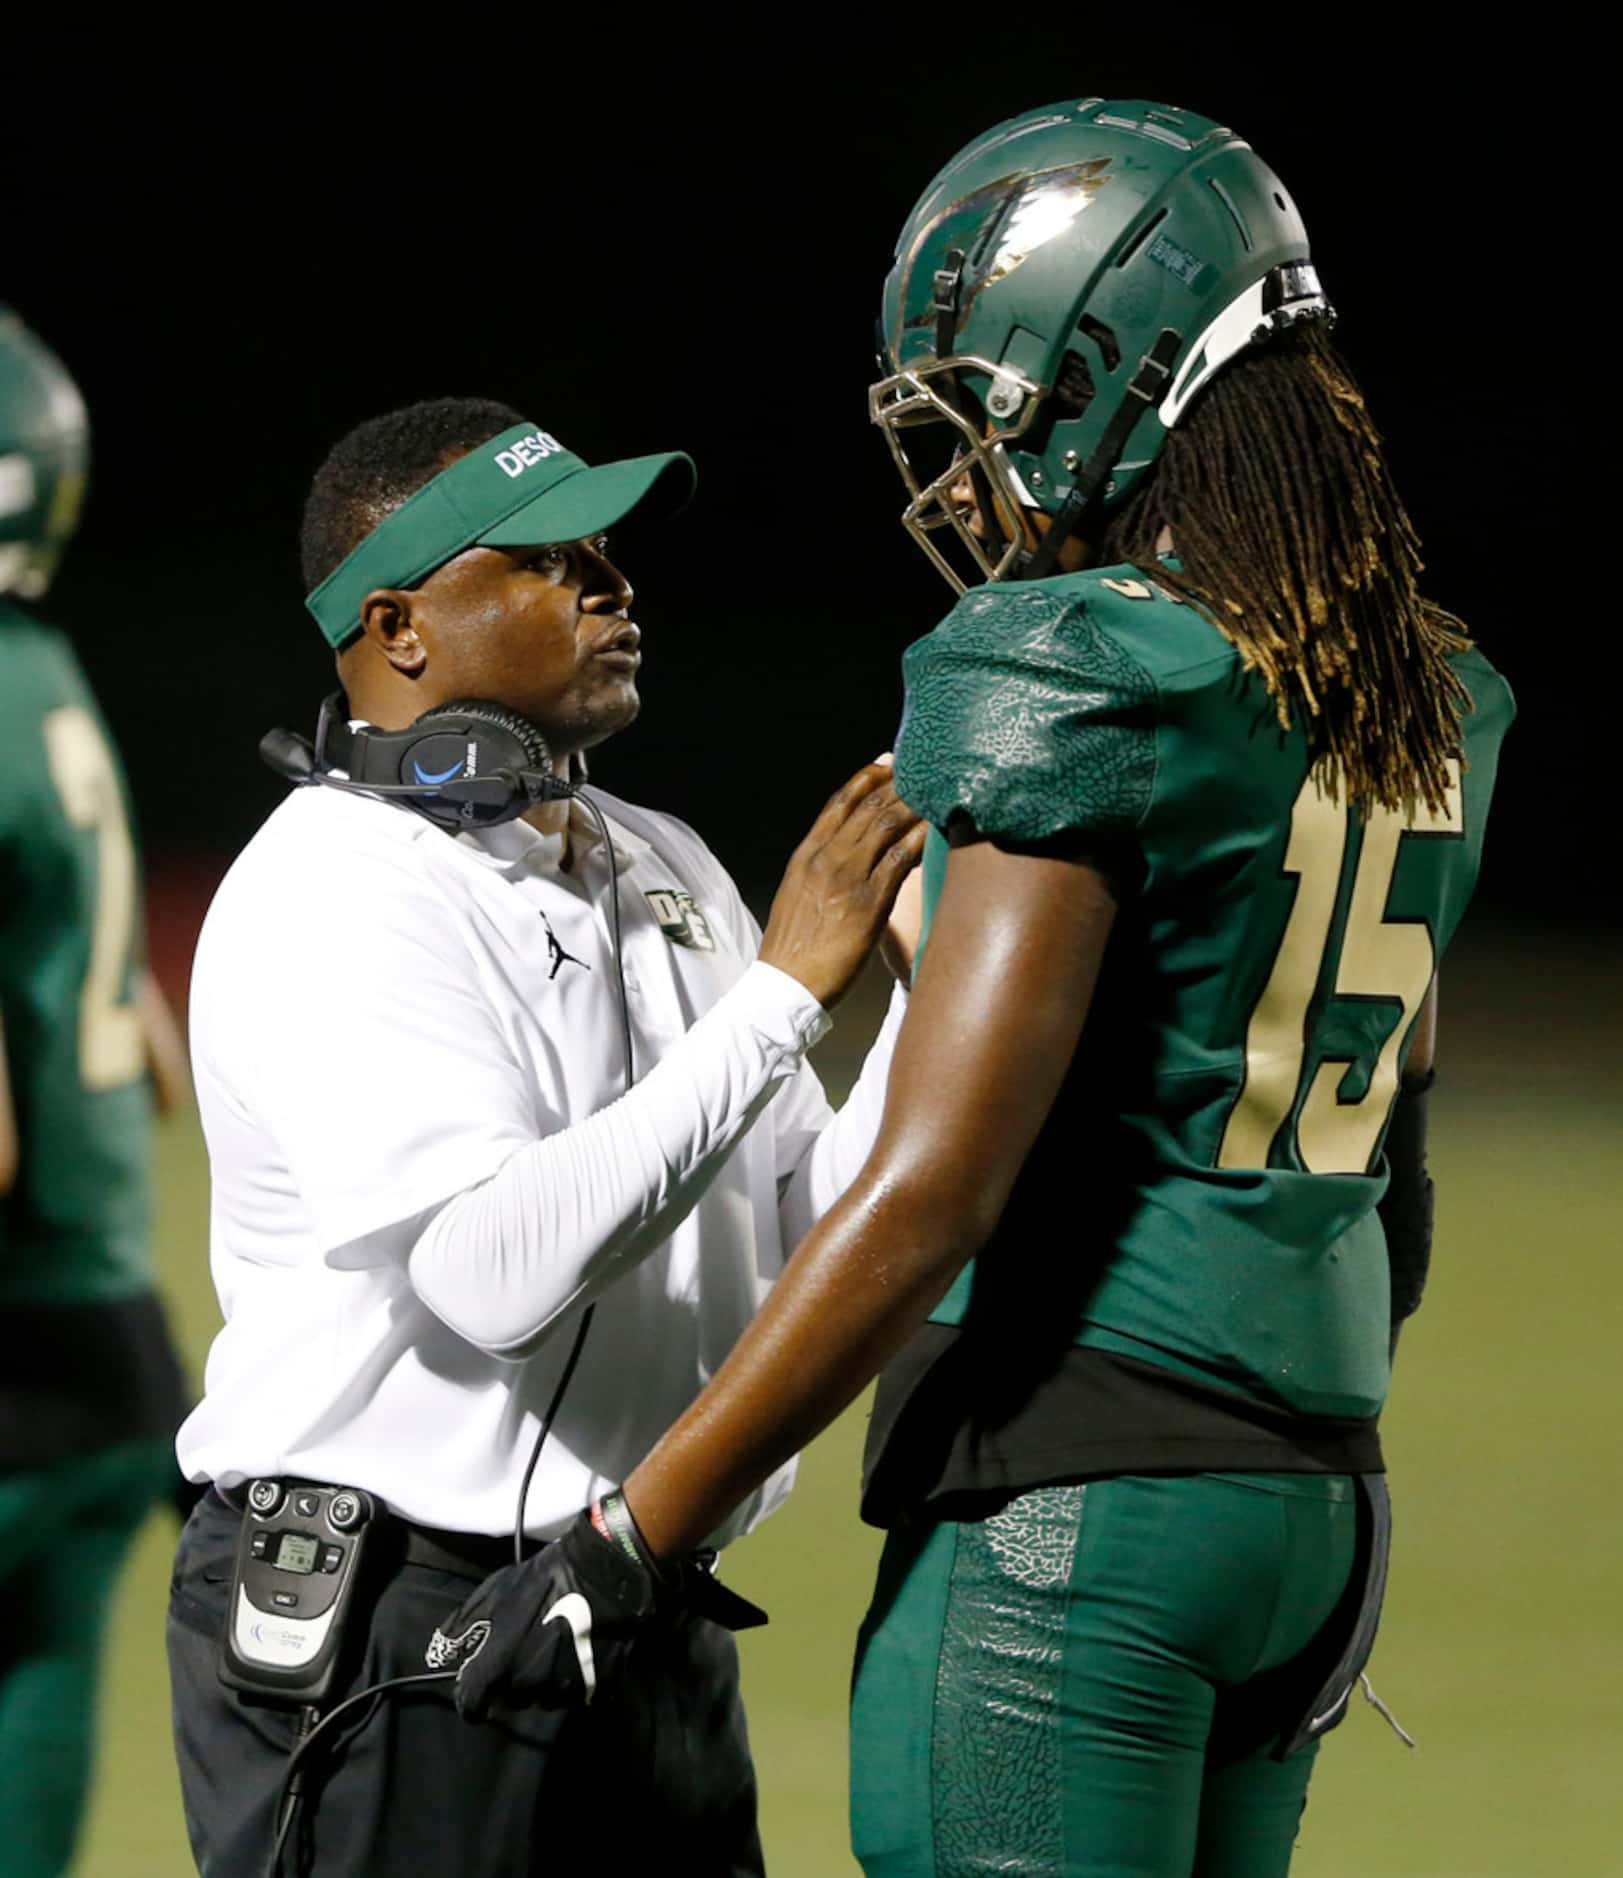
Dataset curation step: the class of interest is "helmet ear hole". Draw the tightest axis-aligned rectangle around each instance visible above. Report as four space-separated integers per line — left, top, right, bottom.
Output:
1054 351 1097 418
1078 315 1121 375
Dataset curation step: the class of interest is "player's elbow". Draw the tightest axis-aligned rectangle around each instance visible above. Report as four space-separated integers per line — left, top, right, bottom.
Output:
924 1189 1006 1272
863 1153 1009 1281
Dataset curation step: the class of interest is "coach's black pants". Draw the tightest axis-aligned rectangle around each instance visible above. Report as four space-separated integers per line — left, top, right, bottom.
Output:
167 1489 763 1876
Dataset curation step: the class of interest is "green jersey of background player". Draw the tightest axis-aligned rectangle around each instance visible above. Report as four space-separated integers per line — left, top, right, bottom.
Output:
427 101 1514 1878
0 307 191 1878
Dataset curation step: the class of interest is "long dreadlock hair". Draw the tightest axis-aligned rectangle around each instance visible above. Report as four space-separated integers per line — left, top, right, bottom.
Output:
1096 322 1470 817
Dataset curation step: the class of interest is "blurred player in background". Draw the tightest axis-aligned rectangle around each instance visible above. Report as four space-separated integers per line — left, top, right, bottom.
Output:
0 307 192 1878
439 102 1515 1875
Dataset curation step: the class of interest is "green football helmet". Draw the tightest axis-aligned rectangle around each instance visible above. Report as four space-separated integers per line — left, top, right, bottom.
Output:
872 98 1333 590
0 307 89 600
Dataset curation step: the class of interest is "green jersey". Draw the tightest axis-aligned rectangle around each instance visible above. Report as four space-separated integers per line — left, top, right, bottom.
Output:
0 601 152 1303
892 568 1512 1428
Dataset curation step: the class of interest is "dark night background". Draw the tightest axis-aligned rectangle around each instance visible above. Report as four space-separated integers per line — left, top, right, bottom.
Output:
0 17 1594 927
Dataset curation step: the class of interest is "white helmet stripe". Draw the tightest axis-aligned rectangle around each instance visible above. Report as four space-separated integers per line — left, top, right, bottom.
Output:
1158 272 1331 429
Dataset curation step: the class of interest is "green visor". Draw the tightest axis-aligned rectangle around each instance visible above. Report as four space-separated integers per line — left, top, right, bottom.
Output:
306 421 696 649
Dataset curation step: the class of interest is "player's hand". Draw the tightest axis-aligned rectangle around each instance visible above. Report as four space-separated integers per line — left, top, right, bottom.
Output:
426 1491 765 1721
758 758 928 1011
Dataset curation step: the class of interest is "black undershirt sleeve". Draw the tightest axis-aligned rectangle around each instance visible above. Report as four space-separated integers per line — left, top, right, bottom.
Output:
1381 1070 1436 1359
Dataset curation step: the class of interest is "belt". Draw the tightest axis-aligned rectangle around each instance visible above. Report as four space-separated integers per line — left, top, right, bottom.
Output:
212 1481 542 1582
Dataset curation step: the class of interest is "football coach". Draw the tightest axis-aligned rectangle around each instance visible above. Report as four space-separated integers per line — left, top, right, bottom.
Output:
165 397 924 1876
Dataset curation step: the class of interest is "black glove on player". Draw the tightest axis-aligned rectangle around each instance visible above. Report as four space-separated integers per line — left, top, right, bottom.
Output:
426 1489 767 1721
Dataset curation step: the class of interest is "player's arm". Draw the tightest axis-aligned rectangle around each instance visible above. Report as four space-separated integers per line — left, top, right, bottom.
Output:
1384 976 1439 1356
621 834 1118 1558
432 837 1113 1712
139 969 192 1114
0 1009 17 1196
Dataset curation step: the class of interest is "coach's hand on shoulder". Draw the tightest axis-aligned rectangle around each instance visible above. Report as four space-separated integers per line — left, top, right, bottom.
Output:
758 756 928 1012
427 1489 765 1721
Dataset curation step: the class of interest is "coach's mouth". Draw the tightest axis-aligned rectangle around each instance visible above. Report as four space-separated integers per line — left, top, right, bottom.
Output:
593 621 642 668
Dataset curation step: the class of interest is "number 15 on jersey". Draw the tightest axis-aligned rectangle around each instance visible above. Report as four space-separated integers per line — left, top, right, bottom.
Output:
1219 764 1463 1177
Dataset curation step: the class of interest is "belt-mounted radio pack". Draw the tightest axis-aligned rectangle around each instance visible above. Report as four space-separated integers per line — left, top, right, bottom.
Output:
220 1478 376 1704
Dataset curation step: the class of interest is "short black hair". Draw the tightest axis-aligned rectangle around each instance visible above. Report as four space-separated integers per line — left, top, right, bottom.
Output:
299 396 527 593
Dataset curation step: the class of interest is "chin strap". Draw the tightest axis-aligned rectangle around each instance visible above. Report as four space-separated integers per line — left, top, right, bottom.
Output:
1017 326 1183 582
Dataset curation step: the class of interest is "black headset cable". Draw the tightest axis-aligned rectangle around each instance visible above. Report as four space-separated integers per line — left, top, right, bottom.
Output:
267 1675 456 1878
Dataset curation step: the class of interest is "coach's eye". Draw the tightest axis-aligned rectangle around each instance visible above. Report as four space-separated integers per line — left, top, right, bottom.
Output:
531 545 568 574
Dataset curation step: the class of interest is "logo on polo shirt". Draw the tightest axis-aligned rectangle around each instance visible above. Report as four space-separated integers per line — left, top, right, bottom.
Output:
645 888 715 952
494 431 566 478
539 910 588 981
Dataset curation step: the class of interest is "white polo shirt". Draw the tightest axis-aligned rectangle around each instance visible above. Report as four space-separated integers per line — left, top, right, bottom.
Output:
178 780 904 1545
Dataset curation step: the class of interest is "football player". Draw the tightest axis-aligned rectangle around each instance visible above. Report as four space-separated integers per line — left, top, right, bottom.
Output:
436 102 1514 1876
0 307 192 1878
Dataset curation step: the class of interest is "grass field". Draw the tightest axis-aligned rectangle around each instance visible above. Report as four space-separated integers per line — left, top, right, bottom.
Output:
71 931 1619 1877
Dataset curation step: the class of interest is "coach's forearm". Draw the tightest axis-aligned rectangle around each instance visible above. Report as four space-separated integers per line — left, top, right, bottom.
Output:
776 981 909 1248
407 962 827 1356
624 1165 983 1557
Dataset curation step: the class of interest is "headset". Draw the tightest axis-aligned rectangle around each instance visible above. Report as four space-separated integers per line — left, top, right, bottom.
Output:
256 693 634 1877
260 691 577 828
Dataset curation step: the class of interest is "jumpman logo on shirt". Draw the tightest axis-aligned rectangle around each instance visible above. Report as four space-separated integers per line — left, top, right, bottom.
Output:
540 911 589 981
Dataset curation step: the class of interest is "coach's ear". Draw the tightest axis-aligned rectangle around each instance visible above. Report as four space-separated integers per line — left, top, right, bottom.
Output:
359 589 426 676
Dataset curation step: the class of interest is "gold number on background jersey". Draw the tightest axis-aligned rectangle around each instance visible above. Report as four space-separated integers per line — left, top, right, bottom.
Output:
1218 763 1462 1174
43 705 145 1089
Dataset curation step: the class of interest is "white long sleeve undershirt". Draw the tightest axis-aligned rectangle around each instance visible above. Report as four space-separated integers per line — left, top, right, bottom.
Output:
407 964 904 1359
776 982 907 1249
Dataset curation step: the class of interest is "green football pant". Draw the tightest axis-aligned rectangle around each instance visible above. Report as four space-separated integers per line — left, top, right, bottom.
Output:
850 1472 1361 1878
0 1439 175 1878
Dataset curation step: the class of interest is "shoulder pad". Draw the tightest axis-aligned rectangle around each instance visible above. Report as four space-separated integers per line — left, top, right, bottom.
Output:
895 579 1157 845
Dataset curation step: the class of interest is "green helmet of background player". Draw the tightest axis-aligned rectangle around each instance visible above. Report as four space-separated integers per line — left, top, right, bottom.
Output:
0 306 89 601
872 98 1334 590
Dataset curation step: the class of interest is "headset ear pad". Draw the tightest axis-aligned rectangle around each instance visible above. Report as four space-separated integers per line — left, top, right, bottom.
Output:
399 700 556 829
412 698 554 775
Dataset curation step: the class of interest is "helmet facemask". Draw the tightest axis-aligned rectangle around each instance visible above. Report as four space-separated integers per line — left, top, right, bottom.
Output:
869 352 1049 593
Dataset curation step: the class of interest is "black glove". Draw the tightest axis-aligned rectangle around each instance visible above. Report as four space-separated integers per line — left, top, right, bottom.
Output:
426 1489 767 1721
